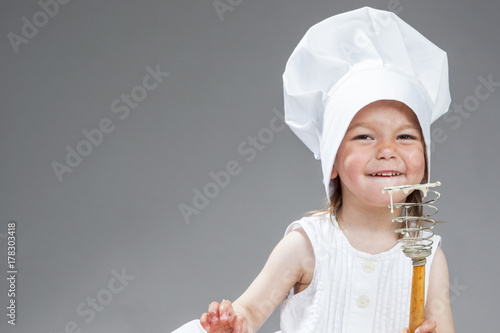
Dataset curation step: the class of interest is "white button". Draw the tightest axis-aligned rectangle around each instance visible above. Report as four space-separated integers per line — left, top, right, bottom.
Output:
362 259 376 273
356 295 370 308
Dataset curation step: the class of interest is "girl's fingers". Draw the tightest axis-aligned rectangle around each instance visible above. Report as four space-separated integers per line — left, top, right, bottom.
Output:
416 319 437 333
219 299 234 323
208 301 221 326
202 300 238 332
399 329 409 333
200 312 210 331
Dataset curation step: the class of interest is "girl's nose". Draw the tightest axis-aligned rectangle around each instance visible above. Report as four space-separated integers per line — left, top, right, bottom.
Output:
376 141 397 160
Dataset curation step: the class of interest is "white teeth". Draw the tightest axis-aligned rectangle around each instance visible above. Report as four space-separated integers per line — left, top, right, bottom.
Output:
371 172 401 176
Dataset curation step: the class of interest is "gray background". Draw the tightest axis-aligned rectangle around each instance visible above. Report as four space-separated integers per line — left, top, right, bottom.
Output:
1 0 499 332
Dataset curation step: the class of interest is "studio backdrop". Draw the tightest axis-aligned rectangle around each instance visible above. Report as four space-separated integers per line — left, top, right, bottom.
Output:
1 0 499 332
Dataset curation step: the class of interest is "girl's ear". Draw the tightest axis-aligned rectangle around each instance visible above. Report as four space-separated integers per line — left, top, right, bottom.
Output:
331 166 338 179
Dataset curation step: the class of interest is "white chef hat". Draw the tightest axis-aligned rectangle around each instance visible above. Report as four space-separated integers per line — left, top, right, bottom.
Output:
283 6 451 199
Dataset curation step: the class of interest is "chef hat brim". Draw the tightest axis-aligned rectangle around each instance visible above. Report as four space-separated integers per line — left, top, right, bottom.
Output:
321 67 436 198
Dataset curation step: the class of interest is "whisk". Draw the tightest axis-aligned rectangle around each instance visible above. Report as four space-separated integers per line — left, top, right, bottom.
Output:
382 181 441 333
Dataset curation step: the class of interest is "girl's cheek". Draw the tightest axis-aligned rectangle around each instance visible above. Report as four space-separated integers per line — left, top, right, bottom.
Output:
342 154 363 173
406 150 426 169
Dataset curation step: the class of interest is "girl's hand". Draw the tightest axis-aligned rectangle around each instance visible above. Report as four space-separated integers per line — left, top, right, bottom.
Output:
200 300 248 333
400 319 437 333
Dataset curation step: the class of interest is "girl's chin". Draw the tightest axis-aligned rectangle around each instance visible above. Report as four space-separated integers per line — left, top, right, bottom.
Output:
366 193 408 209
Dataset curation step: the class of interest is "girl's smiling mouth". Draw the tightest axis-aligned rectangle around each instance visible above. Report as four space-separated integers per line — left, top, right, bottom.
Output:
369 171 402 177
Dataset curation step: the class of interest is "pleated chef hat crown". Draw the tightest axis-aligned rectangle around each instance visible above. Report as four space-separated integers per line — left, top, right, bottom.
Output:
283 7 451 198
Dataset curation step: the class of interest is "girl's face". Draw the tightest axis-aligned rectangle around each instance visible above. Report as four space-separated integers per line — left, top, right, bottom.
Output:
331 100 426 209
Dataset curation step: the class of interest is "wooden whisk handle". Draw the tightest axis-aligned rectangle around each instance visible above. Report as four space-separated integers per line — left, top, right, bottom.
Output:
409 264 425 333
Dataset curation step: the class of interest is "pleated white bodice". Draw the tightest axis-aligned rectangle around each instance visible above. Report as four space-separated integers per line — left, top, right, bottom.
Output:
279 214 440 333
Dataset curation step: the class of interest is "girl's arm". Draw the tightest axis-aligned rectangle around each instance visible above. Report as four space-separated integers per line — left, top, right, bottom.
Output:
424 246 455 333
200 228 315 333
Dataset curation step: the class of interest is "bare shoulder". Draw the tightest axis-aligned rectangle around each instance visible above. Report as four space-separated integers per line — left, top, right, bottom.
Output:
287 227 316 289
231 227 316 330
282 227 314 256
284 227 315 279
429 246 449 282
268 227 315 277
426 246 456 333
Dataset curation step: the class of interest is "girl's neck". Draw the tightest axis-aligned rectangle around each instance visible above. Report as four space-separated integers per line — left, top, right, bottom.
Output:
336 200 402 254
338 203 400 231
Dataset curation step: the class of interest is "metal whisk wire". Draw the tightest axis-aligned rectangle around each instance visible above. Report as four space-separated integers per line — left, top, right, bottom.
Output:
382 181 442 332
382 181 441 266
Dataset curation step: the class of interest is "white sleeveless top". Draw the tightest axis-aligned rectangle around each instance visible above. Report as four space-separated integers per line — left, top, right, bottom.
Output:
279 214 440 333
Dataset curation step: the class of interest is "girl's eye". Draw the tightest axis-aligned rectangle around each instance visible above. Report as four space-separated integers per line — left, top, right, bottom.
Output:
397 134 417 140
354 135 373 140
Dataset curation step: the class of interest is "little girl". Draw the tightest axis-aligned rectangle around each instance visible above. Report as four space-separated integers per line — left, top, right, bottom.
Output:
175 6 455 333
